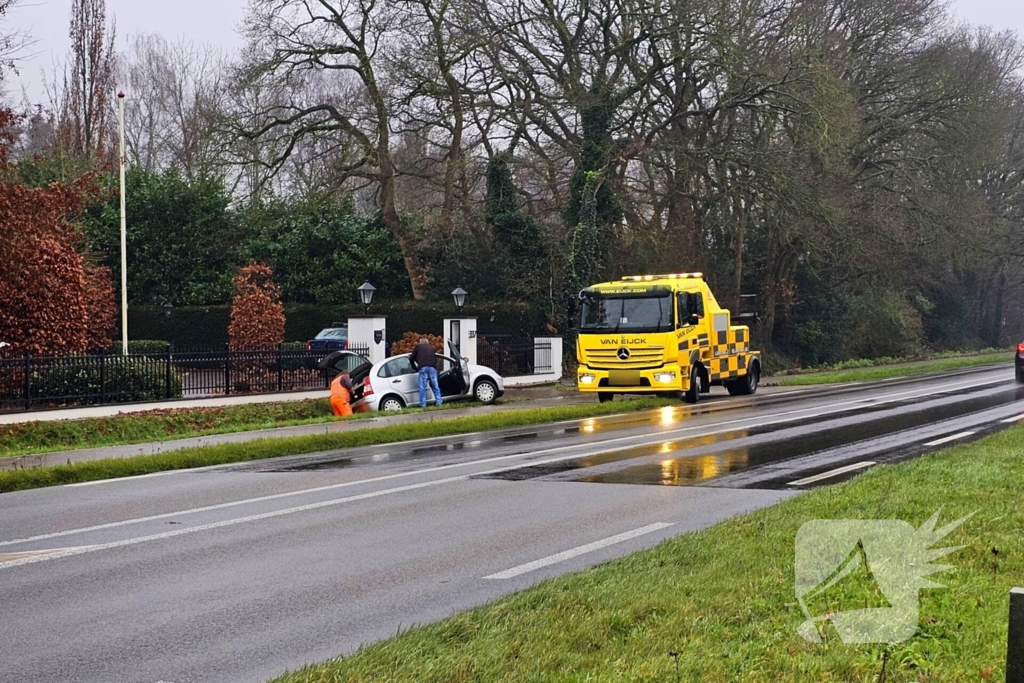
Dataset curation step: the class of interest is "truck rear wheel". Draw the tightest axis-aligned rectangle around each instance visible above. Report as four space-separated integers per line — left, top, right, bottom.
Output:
683 367 700 404
727 363 760 396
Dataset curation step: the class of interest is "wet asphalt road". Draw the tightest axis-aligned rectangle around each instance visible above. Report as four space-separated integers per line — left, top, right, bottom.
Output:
0 364 1022 683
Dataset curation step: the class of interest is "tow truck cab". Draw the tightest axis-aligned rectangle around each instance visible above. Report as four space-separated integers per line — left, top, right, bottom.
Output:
575 273 761 404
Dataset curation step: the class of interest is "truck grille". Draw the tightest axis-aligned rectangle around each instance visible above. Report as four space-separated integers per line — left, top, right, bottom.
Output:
586 347 666 369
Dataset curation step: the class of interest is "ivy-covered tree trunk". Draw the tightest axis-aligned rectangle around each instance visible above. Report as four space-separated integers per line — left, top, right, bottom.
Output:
484 152 547 301
561 172 602 327
563 100 622 239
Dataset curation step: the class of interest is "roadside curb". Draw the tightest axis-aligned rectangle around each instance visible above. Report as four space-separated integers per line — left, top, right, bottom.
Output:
0 396 589 472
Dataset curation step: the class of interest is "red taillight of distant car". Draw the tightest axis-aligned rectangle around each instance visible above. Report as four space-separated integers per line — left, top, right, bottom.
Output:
1018 343 1024 354
362 377 374 396
306 341 311 350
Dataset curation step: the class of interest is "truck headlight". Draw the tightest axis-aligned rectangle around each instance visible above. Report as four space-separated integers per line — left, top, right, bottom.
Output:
654 372 677 384
579 373 596 385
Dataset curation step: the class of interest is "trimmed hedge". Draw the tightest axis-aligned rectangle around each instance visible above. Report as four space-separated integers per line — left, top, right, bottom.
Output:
31 362 183 405
127 301 547 349
108 340 172 354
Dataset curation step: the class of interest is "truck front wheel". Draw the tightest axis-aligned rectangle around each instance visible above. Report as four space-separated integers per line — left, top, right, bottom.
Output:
683 367 700 404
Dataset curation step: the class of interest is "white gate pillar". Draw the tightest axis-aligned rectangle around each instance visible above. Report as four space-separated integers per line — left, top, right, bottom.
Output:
347 316 387 364
443 317 477 365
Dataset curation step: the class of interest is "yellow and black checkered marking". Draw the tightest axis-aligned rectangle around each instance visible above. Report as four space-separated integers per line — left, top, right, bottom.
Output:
680 333 711 352
706 325 756 382
708 352 758 381
712 326 751 359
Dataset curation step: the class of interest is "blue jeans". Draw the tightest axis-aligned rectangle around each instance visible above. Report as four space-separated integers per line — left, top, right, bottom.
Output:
418 366 443 408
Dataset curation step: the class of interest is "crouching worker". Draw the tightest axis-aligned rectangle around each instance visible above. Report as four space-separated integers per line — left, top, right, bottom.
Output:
330 368 354 417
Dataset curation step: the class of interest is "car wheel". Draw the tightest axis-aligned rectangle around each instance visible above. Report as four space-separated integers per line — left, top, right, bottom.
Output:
474 379 499 404
684 366 700 404
598 392 614 403
1017 368 1024 384
380 396 405 412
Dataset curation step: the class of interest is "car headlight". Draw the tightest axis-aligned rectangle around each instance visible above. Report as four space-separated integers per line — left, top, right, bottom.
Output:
654 372 677 384
579 373 596 385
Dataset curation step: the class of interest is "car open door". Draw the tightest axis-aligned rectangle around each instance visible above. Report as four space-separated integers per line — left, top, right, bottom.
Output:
446 340 471 396
318 350 373 394
319 350 374 400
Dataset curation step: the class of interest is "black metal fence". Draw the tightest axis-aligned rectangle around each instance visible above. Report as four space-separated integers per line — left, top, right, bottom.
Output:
477 338 552 377
0 343 370 414
0 337 555 413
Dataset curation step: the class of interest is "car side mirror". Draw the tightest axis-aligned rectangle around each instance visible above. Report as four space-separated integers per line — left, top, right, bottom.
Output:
687 314 700 326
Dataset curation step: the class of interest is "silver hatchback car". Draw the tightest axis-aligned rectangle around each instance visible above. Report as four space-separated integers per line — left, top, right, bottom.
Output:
319 341 505 412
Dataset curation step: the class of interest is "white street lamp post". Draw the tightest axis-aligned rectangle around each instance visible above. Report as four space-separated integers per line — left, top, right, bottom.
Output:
118 90 128 356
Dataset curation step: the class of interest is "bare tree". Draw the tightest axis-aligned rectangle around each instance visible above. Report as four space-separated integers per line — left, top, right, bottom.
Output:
119 35 228 179
389 0 485 233
240 0 429 299
66 0 117 160
0 0 33 92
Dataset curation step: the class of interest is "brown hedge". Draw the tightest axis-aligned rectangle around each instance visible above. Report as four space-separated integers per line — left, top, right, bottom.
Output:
228 263 286 351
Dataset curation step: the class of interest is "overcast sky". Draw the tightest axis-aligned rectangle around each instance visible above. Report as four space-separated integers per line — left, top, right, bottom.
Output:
4 0 1024 102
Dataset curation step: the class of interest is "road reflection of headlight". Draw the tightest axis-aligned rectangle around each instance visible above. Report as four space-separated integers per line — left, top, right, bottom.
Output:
582 418 597 433
659 406 676 425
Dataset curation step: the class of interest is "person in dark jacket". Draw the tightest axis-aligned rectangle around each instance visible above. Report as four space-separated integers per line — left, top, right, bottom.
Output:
409 338 442 408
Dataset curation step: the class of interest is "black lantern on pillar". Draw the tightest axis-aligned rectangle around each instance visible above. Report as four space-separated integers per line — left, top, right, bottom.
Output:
452 286 468 314
358 282 377 314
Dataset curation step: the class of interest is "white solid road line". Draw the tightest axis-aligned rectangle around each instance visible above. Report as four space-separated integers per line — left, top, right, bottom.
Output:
64 465 228 487
0 475 468 570
924 431 976 447
1001 414 1024 424
787 462 876 487
483 523 675 580
2 373 1009 551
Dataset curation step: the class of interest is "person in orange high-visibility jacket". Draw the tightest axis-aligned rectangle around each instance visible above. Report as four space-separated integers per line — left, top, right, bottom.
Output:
330 369 354 417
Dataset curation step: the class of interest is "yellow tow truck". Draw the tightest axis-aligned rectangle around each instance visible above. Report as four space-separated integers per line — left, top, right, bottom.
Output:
576 273 761 403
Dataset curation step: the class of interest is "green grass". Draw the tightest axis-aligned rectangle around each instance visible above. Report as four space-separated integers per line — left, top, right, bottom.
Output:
776 351 1014 386
0 395 533 459
0 399 337 457
269 427 1024 683
0 398 673 493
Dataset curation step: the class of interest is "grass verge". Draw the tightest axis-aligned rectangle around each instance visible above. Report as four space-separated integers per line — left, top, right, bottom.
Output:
775 351 1013 386
0 398 672 493
0 395 532 459
270 426 1023 683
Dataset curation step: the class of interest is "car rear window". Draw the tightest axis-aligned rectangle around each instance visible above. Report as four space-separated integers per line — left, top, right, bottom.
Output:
379 357 414 378
316 328 348 340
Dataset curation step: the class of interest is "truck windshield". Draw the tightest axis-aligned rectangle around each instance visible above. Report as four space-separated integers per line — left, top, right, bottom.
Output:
580 294 672 333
